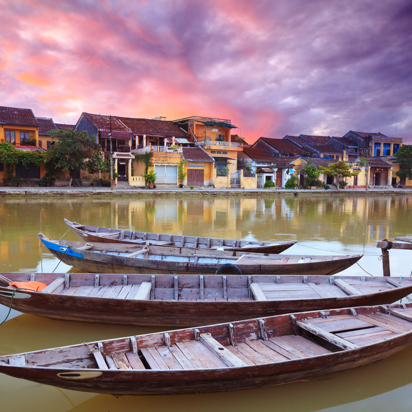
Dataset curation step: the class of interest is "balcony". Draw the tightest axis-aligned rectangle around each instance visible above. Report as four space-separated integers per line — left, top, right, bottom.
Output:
132 146 183 154
197 140 242 148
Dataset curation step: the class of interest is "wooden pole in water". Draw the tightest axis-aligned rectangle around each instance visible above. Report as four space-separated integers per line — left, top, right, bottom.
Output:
380 239 392 277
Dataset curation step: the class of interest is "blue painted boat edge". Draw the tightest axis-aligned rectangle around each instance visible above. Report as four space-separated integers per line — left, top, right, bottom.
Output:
40 237 84 259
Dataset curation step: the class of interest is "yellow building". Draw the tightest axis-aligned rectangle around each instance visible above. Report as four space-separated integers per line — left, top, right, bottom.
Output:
0 106 46 182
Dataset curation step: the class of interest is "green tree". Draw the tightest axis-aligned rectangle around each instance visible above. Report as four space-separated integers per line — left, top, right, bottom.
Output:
318 160 359 190
395 145 412 183
134 151 154 186
46 129 109 175
304 164 321 187
0 142 47 184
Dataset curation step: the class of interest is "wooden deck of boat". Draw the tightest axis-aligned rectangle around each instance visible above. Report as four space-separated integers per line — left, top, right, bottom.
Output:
33 273 412 302
86 310 412 371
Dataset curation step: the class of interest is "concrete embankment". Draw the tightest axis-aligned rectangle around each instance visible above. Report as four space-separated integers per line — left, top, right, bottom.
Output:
1 187 412 198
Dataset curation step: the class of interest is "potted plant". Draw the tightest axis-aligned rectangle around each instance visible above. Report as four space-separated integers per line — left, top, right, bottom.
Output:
144 171 157 188
178 160 187 188
11 175 20 187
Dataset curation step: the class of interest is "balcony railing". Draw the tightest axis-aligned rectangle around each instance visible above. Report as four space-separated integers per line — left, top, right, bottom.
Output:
132 146 182 154
197 140 242 148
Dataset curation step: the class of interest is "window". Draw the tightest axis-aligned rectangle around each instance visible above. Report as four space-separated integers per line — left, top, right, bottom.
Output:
5 130 15 144
20 131 30 144
393 144 400 155
374 143 381 157
383 143 391 156
38 140 42 148
47 141 55 149
215 134 225 141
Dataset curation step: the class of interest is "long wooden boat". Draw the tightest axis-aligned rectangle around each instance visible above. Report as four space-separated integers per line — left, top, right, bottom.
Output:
0 272 411 327
395 237 412 243
38 234 362 276
2 303 412 395
64 218 297 254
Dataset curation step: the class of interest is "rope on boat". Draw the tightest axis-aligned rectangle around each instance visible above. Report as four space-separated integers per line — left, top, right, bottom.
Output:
299 244 381 256
355 262 374 277
0 289 17 325
59 228 71 241
52 245 71 273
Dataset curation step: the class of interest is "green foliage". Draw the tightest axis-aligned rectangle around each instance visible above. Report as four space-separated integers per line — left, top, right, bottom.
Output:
359 157 368 166
178 160 187 184
11 175 20 186
134 151 154 175
318 161 359 190
189 186 195 190
304 164 321 187
47 129 108 175
37 176 54 187
0 142 47 184
339 180 348 189
143 170 156 184
395 145 412 180
285 175 298 189
264 180 276 188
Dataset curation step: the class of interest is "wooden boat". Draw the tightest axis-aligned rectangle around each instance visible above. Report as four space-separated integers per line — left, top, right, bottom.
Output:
2 303 412 395
64 218 297 254
38 234 362 276
395 237 412 243
0 272 411 327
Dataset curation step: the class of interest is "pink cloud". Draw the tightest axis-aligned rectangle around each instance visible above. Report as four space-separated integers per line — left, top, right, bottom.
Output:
0 0 411 143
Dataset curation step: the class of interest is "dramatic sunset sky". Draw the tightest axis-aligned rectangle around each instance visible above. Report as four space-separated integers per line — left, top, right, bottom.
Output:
1 0 411 143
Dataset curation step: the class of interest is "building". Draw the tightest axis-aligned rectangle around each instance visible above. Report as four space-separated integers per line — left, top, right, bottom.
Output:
174 116 242 177
251 137 308 157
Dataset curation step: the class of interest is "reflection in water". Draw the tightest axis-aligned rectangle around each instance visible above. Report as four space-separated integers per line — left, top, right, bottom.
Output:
1 194 412 411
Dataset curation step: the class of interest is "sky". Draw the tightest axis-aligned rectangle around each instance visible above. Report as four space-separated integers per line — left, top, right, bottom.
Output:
0 0 411 143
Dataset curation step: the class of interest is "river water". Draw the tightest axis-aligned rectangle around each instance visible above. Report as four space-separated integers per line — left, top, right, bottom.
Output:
1 194 412 411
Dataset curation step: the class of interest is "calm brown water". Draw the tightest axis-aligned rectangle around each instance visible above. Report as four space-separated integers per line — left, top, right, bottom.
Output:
1 194 412 411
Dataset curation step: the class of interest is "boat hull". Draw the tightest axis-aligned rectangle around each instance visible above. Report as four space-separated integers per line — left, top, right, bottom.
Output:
1 305 412 395
0 283 411 327
40 236 362 276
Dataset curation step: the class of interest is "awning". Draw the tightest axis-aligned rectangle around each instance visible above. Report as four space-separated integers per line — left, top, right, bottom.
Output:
166 137 191 144
257 168 275 173
199 121 237 129
99 129 131 140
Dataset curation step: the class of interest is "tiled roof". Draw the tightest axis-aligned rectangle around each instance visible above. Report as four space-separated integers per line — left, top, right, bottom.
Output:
182 147 213 162
304 158 339 168
310 144 341 153
350 131 387 138
36 118 57 135
0 106 38 127
116 117 188 138
55 123 75 130
84 113 130 132
300 134 330 144
147 119 188 138
368 158 392 168
257 167 275 173
261 138 308 155
330 136 358 147
284 135 307 146
117 117 162 136
243 147 274 162
271 156 300 168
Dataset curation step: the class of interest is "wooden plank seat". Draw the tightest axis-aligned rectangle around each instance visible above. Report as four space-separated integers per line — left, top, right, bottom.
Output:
132 282 151 300
250 283 267 301
41 277 65 294
200 333 247 367
333 279 362 296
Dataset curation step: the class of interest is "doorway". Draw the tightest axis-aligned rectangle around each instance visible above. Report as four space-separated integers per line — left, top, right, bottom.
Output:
117 162 127 181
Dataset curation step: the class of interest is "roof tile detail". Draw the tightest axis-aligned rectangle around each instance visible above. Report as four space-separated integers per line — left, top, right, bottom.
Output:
261 138 308 155
243 147 274 162
182 147 213 162
36 118 57 135
0 106 38 127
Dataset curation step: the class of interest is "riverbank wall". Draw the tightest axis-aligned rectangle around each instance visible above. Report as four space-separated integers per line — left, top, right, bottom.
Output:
1 187 412 198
